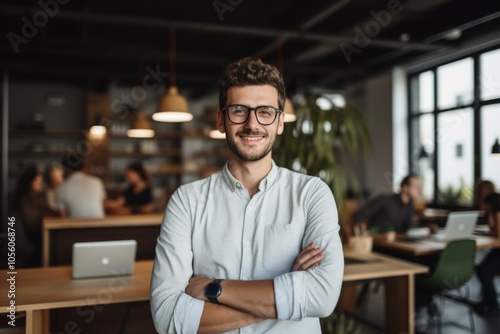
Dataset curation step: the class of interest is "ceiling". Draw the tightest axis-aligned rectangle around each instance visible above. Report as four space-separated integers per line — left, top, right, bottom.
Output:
1 0 500 99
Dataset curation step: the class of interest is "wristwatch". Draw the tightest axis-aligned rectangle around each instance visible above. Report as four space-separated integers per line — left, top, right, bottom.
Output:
205 279 223 304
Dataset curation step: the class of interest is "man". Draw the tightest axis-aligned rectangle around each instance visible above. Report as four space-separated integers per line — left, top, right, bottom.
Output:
353 174 421 233
56 157 107 218
151 57 344 333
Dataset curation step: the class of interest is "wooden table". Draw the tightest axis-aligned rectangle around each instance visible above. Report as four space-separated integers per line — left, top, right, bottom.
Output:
2 253 426 334
0 261 153 334
373 235 500 256
42 214 163 266
342 251 428 334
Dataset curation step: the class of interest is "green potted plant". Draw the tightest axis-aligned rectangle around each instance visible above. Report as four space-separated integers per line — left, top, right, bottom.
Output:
320 309 361 334
275 94 371 242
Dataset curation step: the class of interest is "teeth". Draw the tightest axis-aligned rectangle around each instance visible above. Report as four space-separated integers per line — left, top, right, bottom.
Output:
242 136 262 141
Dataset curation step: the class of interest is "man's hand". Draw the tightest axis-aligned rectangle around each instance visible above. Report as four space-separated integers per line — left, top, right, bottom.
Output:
292 241 324 271
186 275 212 301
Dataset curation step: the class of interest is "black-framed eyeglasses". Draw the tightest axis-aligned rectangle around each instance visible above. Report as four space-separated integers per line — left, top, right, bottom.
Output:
222 104 283 126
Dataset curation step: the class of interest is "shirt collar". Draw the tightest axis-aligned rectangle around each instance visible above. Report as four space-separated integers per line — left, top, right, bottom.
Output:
221 160 278 192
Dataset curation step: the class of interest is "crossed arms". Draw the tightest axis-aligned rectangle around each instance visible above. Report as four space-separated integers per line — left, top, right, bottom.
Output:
186 242 324 333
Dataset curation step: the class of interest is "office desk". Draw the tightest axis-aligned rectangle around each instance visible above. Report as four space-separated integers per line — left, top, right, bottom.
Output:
0 261 153 334
373 235 500 257
343 251 428 334
3 255 426 334
42 214 163 266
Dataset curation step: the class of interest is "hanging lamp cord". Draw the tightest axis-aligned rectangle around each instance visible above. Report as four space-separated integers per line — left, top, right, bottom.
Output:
170 29 176 87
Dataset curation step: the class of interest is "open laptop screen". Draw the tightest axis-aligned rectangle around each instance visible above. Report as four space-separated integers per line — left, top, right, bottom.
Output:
72 240 137 279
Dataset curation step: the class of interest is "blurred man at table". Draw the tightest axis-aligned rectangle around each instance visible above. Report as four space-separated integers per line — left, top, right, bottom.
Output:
151 57 344 334
56 156 107 218
353 174 421 234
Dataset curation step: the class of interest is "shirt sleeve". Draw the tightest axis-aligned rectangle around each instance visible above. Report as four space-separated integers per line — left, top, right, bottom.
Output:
273 179 344 320
150 187 205 334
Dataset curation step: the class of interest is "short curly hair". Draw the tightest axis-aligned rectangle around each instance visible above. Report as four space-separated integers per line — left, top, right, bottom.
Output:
218 57 285 111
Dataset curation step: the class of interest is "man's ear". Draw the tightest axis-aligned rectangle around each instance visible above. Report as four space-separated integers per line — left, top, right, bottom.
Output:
216 110 225 133
277 111 285 135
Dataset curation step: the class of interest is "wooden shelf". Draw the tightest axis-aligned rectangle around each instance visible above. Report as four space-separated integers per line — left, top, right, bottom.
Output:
109 132 182 139
9 130 83 138
9 150 67 157
110 149 181 157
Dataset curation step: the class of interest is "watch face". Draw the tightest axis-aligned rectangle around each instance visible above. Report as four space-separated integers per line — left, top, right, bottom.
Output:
206 282 222 298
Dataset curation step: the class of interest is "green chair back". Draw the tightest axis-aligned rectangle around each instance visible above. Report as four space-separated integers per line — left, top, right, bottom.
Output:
423 239 476 292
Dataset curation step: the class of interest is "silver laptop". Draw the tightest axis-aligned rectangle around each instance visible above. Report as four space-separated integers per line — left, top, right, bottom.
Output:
430 211 479 241
72 240 137 279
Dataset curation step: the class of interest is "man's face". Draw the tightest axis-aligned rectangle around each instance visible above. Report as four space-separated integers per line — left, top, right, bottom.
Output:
405 177 422 201
217 85 284 162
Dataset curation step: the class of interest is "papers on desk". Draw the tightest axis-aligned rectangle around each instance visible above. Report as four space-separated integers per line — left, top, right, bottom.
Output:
475 225 491 235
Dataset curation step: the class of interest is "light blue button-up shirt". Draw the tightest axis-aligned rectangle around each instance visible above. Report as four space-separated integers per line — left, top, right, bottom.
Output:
151 161 344 333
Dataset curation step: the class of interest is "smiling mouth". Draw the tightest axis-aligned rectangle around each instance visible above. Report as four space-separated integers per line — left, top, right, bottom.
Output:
240 136 264 141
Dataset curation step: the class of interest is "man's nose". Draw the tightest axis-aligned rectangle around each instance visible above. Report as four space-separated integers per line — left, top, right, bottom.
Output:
244 110 260 129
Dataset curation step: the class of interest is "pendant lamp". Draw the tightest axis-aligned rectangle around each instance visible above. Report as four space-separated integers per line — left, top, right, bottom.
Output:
153 29 192 122
277 41 296 123
491 138 500 155
89 112 107 139
209 129 226 139
284 97 297 123
127 111 155 138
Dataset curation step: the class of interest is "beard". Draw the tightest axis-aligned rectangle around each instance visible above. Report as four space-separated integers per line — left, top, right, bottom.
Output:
224 125 276 162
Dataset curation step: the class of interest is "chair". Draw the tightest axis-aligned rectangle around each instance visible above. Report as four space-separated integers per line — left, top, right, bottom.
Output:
416 239 476 334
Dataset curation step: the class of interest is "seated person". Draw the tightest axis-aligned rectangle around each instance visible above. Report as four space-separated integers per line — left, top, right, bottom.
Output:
474 192 500 317
56 157 107 218
473 180 495 212
12 166 56 266
353 174 421 234
106 162 154 214
44 164 64 211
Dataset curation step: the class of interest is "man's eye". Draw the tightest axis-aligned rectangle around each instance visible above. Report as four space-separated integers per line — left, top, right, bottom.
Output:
233 108 247 115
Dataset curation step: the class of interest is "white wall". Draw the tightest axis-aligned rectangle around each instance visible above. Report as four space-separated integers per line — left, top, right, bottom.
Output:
345 71 397 197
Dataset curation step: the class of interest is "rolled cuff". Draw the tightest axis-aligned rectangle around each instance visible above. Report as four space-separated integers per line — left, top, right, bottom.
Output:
273 271 305 321
173 294 205 334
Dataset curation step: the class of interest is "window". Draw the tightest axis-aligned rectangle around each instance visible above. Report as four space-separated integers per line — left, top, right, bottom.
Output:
409 48 500 206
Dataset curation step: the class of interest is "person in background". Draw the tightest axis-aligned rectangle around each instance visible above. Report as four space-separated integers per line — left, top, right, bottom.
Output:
44 164 64 211
106 162 154 214
150 57 343 334
474 179 495 211
12 166 54 266
353 174 422 234
474 192 500 317
56 156 107 218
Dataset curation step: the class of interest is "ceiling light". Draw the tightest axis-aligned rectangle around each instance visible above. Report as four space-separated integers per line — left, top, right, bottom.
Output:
209 129 226 139
127 111 155 138
153 29 192 123
153 86 193 122
492 138 500 155
89 112 106 139
443 28 462 40
284 97 297 122
399 33 410 42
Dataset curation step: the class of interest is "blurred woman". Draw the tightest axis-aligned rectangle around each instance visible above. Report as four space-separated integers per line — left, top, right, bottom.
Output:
12 166 53 266
474 193 500 317
106 162 154 214
45 164 64 211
